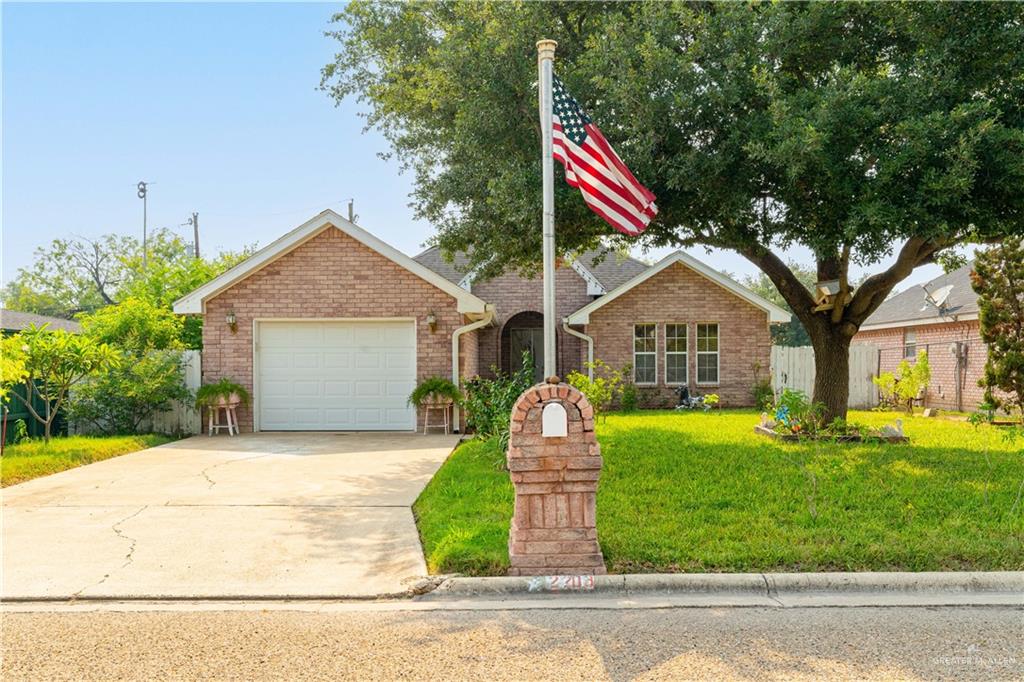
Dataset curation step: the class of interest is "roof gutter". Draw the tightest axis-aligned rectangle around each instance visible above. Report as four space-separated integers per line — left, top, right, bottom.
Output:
451 305 495 432
562 319 594 380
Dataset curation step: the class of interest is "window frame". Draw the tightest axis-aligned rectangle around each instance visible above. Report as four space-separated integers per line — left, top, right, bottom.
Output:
632 323 658 386
695 322 720 386
664 322 688 386
903 329 917 359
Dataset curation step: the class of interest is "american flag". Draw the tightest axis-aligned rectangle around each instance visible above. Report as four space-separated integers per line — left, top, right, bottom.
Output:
552 75 657 236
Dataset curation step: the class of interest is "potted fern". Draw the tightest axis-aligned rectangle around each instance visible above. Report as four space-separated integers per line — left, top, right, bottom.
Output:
195 378 251 410
408 376 462 410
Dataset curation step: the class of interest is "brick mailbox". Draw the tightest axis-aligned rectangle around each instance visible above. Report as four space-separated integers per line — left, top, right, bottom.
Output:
507 379 606 576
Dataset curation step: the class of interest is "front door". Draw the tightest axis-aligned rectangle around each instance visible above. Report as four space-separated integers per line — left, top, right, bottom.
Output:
509 327 545 384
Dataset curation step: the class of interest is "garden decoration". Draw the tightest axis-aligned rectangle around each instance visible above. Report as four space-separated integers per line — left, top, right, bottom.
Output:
755 389 908 443
196 378 250 437
675 385 718 411
408 376 462 435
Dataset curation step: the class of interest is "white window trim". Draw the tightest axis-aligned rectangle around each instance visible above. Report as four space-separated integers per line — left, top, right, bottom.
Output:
696 322 720 387
633 323 658 386
664 322 688 386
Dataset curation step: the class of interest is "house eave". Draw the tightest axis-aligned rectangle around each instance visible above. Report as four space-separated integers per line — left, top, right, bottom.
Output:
171 210 488 316
566 251 791 325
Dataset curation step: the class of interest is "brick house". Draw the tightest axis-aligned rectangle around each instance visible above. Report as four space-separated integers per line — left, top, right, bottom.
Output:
174 210 789 432
853 263 984 411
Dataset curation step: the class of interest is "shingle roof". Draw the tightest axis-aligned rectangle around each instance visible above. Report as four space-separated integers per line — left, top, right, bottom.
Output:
0 309 81 333
862 262 978 328
412 246 649 291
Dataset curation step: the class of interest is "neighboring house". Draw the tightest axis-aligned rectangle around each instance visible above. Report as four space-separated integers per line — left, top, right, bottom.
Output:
0 309 81 335
1 309 79 442
173 210 789 432
853 263 983 411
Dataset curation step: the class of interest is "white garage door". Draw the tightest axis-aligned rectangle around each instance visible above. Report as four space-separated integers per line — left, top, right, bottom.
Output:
256 320 416 431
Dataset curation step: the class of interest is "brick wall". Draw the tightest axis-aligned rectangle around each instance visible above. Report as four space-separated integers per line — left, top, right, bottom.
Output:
202 226 468 431
470 265 592 379
583 262 772 408
854 320 986 411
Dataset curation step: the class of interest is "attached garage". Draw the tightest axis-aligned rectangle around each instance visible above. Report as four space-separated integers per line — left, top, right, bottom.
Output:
172 210 491 433
256 320 416 431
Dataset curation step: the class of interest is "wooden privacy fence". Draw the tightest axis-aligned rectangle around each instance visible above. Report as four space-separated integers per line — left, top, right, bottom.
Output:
771 344 880 409
147 349 202 435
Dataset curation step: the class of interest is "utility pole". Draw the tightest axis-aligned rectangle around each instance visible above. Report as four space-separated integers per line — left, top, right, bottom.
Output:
137 181 149 269
187 212 200 258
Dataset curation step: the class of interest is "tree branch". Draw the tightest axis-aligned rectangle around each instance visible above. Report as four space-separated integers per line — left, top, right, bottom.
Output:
845 237 951 326
738 245 817 326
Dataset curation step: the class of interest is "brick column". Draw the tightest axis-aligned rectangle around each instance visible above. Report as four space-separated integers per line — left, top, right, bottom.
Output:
507 379 606 576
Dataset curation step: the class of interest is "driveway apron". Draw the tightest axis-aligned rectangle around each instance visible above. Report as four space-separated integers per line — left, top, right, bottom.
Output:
2 432 460 599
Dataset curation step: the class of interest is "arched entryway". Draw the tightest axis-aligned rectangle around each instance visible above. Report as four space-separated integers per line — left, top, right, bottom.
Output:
500 311 545 384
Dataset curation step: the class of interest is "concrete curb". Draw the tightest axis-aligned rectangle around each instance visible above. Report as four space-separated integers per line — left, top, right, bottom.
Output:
423 571 1024 600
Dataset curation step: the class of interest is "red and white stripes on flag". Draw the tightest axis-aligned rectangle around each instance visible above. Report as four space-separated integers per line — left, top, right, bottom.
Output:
551 75 657 236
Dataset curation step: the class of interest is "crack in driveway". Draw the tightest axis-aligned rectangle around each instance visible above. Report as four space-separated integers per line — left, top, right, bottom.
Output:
198 453 274 489
71 505 148 599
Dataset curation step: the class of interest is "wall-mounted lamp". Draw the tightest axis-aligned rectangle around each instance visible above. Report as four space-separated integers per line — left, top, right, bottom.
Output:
226 309 237 334
425 311 438 333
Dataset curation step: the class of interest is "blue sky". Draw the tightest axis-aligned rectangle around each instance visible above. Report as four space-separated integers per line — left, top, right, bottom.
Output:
2 2 944 290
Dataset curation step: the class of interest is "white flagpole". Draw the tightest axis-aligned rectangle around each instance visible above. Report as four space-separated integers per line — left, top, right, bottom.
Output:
537 38 558 381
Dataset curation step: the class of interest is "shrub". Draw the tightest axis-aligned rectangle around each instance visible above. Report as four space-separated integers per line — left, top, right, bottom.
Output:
566 359 624 421
620 380 639 412
69 300 190 435
408 376 462 407
751 378 774 411
462 351 534 447
69 351 190 435
972 238 1024 422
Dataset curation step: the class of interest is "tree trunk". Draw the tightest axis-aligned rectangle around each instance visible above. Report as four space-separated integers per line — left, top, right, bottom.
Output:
809 328 853 423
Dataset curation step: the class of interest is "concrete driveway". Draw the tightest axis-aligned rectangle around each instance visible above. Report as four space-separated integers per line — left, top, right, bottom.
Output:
2 432 460 600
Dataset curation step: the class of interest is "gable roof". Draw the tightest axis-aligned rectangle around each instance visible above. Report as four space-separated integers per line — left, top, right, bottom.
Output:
412 246 649 292
566 251 792 325
860 262 978 331
1 309 81 333
172 210 488 315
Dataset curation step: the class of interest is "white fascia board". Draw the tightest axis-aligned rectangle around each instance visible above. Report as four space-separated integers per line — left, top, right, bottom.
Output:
569 259 607 296
172 210 488 315
566 251 791 325
858 312 979 332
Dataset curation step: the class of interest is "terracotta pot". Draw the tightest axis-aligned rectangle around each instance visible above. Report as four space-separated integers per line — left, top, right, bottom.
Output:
214 393 242 408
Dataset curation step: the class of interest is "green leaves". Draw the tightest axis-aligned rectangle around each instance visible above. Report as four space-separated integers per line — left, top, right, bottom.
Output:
973 238 1024 421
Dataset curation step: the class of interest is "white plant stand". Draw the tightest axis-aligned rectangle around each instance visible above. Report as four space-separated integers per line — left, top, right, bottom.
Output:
208 404 239 436
422 401 452 435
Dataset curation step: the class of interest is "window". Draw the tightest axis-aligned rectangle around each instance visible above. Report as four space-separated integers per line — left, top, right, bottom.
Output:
665 323 688 385
696 323 719 385
903 330 917 359
633 324 657 384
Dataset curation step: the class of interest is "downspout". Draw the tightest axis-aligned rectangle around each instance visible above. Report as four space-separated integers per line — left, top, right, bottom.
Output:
562 318 594 380
451 305 495 432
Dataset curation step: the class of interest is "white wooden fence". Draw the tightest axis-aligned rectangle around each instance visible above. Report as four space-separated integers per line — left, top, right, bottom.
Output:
771 344 880 408
147 349 202 435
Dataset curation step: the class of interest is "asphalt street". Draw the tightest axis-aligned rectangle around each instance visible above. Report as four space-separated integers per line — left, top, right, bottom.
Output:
3 605 1021 681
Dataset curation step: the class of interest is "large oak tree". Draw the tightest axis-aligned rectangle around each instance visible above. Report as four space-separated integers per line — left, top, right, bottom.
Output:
323 1 1024 419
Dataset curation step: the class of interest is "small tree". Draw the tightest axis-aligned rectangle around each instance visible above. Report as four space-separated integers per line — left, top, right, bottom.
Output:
69 299 190 435
972 238 1024 421
566 360 624 421
1 341 29 451
4 325 119 441
874 350 931 414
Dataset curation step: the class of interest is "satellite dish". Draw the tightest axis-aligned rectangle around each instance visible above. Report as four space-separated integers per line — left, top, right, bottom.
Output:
921 284 954 312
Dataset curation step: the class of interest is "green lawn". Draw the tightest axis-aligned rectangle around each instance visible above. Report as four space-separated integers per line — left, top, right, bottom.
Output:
414 410 1024 575
1 434 174 487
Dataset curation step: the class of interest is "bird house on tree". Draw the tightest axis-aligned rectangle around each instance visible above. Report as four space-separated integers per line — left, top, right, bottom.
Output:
813 280 844 312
